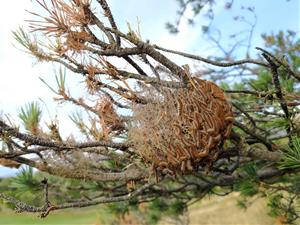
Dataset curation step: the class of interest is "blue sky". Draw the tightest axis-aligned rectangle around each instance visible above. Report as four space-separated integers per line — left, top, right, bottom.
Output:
109 0 299 53
0 0 299 177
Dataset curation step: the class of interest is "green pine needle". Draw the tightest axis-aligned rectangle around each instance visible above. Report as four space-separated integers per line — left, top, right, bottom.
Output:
10 167 40 195
39 77 58 94
279 137 300 170
18 102 42 134
39 67 66 95
69 111 90 137
12 27 31 50
234 179 258 197
55 67 66 93
243 164 258 178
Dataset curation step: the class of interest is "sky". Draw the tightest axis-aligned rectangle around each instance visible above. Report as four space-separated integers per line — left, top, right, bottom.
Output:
0 0 299 177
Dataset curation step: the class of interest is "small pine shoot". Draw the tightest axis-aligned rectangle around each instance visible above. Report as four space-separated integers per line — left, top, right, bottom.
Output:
39 67 66 95
18 102 42 135
279 137 300 170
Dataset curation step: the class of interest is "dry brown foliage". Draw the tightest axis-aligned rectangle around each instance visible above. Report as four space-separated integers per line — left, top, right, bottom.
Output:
96 96 124 137
0 158 21 169
129 77 233 176
29 0 92 35
65 31 92 51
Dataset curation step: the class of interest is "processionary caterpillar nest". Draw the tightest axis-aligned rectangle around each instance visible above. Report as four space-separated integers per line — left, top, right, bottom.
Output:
129 77 233 176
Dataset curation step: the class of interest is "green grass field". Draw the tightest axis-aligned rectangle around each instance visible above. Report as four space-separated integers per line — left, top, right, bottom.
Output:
0 207 104 225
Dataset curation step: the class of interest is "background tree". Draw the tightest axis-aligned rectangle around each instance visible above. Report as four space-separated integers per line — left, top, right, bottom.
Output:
0 0 299 224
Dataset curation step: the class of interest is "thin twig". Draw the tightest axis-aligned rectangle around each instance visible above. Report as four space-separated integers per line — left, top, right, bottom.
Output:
154 45 269 67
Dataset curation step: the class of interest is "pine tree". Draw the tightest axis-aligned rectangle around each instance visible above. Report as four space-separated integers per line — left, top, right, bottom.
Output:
0 0 299 224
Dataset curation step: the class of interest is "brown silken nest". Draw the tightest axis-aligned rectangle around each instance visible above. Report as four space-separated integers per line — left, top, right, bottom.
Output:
129 77 234 176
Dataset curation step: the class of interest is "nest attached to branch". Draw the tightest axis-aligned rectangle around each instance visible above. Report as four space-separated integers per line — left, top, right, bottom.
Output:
129 77 233 176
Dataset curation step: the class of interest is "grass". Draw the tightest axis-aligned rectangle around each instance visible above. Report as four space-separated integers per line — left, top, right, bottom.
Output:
0 207 105 225
187 193 276 225
159 193 277 225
